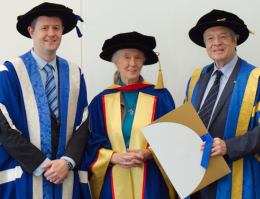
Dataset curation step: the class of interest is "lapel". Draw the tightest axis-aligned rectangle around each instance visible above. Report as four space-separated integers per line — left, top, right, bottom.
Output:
209 59 241 128
194 65 214 111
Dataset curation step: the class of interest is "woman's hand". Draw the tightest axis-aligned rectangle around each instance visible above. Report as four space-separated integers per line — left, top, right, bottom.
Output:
127 149 153 162
110 149 152 168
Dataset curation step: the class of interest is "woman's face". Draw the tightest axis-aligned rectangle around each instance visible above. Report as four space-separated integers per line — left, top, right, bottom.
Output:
114 49 145 85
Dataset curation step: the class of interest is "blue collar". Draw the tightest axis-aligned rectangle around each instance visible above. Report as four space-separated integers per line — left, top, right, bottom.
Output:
31 50 57 71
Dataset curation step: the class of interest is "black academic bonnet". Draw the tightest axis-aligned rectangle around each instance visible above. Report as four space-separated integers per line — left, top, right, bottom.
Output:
100 31 158 65
17 2 78 38
189 9 249 47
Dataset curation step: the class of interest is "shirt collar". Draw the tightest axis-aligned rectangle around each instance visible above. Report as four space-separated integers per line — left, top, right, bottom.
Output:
31 49 57 71
212 55 238 79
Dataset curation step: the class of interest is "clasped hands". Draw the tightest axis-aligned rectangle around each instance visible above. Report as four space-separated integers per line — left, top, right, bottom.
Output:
110 149 152 168
42 159 69 184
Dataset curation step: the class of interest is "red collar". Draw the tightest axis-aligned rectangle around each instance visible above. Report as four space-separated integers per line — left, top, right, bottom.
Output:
107 83 152 91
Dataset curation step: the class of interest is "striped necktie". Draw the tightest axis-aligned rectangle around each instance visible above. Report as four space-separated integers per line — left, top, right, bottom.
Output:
43 64 59 121
198 70 223 127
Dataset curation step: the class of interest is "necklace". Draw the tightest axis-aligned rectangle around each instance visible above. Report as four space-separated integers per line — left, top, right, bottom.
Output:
128 108 134 116
122 91 139 116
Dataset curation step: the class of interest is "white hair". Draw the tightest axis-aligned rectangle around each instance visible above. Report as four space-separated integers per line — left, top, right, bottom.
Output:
228 28 240 43
111 49 125 63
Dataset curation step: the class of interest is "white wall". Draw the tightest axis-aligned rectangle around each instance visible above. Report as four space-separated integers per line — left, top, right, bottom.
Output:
1 0 260 106
86 0 260 106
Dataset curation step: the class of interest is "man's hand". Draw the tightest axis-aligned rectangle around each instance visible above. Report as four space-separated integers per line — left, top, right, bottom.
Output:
211 137 227 156
42 159 69 184
201 137 227 157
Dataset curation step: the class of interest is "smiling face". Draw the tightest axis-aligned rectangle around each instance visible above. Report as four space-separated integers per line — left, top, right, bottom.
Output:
203 26 238 68
113 48 145 85
28 16 64 61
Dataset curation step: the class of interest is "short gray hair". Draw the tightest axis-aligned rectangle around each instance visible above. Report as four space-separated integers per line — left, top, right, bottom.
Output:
111 49 125 63
228 28 239 43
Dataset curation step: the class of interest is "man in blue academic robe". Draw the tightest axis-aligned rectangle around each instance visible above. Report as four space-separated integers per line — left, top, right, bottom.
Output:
0 2 91 199
186 9 260 199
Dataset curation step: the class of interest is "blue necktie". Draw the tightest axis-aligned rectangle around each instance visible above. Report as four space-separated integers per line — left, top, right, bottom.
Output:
199 70 223 127
43 64 59 121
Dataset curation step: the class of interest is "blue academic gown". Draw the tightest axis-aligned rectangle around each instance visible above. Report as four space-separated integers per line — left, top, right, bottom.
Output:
86 83 176 199
186 58 260 199
0 51 91 199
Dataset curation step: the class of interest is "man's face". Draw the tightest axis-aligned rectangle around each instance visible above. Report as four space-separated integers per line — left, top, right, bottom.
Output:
28 16 64 59
203 26 237 68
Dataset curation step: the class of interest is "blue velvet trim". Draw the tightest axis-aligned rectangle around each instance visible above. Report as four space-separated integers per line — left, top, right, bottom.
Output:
21 51 52 199
43 178 53 199
56 57 70 158
74 73 88 127
216 60 255 199
200 133 213 169
21 52 52 157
